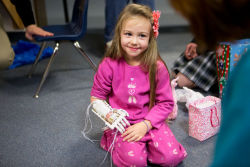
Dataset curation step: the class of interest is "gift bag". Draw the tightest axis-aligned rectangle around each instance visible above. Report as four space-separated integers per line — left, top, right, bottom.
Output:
216 39 250 97
189 96 221 141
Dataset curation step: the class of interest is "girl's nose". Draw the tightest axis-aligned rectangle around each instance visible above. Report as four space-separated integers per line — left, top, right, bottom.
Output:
131 36 138 44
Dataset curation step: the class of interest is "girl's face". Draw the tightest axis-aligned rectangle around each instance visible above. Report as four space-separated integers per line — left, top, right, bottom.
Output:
120 16 151 65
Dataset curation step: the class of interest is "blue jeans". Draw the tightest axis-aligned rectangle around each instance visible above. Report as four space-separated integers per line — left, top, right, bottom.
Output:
104 0 155 43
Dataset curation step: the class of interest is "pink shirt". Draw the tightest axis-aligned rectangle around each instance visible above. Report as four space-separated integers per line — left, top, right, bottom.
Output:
91 57 174 129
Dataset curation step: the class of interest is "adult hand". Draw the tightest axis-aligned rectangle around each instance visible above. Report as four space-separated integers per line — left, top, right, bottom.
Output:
25 24 54 41
184 42 198 60
121 120 152 142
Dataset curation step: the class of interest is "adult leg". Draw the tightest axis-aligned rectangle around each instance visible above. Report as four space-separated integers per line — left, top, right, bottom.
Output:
172 51 217 91
0 14 15 70
104 0 128 43
176 72 196 88
133 0 155 10
171 52 196 88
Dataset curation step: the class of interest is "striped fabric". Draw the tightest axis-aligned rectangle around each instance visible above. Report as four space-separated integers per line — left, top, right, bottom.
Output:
171 51 217 91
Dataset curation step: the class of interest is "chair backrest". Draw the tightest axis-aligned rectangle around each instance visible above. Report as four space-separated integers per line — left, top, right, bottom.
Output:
70 0 89 40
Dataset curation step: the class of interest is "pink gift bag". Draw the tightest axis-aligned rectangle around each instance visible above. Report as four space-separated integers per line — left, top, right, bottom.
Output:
189 96 221 141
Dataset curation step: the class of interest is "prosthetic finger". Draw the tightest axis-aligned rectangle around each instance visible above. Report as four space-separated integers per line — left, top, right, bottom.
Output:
117 123 126 133
119 109 129 117
125 111 129 117
122 117 130 126
115 124 124 133
120 119 127 127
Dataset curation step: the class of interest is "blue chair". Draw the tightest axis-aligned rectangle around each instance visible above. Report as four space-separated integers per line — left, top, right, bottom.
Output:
28 0 97 98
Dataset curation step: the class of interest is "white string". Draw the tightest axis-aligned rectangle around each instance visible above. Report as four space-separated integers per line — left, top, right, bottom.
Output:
100 130 118 167
109 131 118 167
81 102 99 143
81 102 118 166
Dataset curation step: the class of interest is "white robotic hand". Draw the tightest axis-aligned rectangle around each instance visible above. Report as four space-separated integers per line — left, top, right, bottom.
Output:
92 100 130 133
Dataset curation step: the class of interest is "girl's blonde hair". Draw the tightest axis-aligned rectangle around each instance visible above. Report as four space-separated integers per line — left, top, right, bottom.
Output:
104 3 167 109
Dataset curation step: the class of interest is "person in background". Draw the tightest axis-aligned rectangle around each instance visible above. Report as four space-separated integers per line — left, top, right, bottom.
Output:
0 0 53 70
171 39 217 92
169 0 250 166
91 4 187 166
105 0 155 48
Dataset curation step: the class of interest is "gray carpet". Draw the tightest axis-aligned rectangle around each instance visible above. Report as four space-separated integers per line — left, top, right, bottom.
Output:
0 1 217 166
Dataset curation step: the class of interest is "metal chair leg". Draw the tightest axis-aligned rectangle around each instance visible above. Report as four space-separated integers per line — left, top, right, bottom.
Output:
28 42 47 78
73 41 97 71
34 42 60 98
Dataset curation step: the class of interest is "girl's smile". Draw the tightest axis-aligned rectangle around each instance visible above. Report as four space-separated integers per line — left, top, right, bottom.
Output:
128 46 139 52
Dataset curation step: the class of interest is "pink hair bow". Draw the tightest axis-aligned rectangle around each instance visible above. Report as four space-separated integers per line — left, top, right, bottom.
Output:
152 10 161 38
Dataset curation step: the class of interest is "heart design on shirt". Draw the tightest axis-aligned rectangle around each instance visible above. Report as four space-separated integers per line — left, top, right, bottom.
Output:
128 89 135 95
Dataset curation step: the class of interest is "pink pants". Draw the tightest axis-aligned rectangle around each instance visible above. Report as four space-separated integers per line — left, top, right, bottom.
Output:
100 123 187 167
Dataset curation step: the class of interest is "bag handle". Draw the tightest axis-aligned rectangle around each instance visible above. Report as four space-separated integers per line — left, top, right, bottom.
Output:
210 107 220 127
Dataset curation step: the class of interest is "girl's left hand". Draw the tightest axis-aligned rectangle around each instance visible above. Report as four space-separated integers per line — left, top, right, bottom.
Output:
121 122 148 142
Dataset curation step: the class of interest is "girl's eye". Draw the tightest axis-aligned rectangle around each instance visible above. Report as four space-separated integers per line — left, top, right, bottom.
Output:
139 34 147 38
125 32 132 36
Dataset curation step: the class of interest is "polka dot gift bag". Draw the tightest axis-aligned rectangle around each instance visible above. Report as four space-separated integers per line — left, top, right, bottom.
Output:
188 96 221 141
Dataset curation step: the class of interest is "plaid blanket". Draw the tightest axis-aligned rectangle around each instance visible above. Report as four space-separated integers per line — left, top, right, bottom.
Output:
171 51 217 91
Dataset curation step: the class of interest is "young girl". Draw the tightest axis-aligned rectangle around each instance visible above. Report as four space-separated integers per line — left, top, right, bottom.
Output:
90 4 187 166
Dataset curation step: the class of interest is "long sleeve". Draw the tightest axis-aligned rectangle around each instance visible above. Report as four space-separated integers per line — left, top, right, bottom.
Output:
91 58 113 100
145 61 174 129
10 0 35 26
